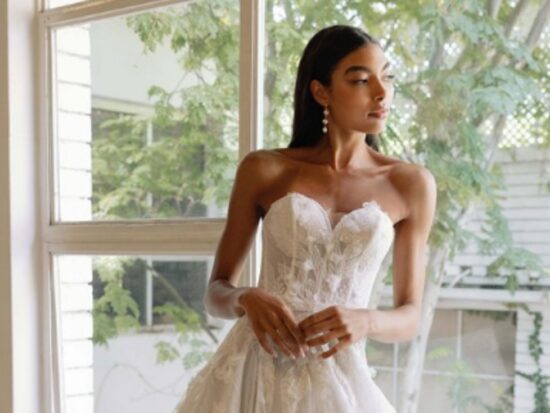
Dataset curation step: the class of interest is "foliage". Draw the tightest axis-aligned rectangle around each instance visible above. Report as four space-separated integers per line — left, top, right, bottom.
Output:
153 303 214 369
481 384 514 413
446 359 485 412
516 304 550 413
92 257 142 345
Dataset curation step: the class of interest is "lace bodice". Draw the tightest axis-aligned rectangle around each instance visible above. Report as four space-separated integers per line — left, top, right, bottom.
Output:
258 192 395 314
175 191 399 413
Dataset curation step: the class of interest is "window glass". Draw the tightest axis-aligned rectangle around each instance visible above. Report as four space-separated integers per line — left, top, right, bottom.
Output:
53 1 240 221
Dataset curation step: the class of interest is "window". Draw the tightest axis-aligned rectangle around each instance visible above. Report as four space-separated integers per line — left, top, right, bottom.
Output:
42 1 253 412
367 308 516 412
55 254 235 413
52 2 239 222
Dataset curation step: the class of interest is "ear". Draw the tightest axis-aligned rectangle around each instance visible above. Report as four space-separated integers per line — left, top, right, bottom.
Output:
309 79 329 107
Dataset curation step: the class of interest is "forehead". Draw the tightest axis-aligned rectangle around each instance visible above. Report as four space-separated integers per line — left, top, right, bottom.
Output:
334 44 389 75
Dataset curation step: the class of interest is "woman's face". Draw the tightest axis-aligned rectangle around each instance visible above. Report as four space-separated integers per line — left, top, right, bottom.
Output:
315 43 395 135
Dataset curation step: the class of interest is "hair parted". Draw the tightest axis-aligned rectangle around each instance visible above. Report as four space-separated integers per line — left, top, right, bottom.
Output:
289 25 382 152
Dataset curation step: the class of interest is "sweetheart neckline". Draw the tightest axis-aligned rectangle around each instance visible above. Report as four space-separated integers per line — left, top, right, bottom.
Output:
263 191 395 234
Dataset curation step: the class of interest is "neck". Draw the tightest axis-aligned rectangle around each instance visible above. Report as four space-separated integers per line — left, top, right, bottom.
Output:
314 130 377 172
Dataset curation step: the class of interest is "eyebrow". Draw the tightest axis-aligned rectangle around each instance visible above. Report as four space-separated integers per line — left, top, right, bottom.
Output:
344 61 391 75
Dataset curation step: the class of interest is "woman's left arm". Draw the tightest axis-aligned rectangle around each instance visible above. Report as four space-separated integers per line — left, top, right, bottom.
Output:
299 165 437 358
369 164 438 342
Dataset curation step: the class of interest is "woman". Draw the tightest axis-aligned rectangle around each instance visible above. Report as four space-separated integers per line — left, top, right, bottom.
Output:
176 24 436 413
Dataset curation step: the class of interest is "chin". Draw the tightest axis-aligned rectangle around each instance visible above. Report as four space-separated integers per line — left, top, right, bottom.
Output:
363 127 384 135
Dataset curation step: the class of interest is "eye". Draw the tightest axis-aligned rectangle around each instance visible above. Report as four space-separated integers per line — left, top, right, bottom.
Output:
353 75 395 85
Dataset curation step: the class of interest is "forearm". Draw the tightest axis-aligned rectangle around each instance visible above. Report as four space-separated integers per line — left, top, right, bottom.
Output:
203 279 251 319
366 304 419 343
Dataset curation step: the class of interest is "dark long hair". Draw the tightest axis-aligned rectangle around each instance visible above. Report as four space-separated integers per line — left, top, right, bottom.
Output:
289 25 382 152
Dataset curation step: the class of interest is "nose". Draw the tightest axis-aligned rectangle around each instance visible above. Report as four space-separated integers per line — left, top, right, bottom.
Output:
370 77 387 102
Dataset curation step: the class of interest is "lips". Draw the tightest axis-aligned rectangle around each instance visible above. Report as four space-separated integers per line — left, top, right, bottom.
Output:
368 109 388 119
369 108 387 115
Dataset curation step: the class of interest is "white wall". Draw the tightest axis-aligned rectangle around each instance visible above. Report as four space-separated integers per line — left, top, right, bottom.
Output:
0 0 42 412
91 324 234 413
444 147 550 287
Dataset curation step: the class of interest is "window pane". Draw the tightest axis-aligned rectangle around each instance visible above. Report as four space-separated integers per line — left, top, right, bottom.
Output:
424 309 457 371
417 374 455 412
54 254 235 413
418 374 514 413
263 2 305 150
52 1 240 222
424 309 515 412
465 379 514 413
462 310 516 376
366 340 394 367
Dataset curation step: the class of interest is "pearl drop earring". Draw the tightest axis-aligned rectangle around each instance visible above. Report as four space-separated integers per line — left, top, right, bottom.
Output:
322 106 329 133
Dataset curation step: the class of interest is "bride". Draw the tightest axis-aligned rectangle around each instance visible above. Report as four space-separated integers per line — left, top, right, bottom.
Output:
176 24 437 412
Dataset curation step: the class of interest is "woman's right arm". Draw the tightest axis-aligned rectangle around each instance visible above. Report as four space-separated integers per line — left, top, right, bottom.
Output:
203 151 307 358
203 151 264 319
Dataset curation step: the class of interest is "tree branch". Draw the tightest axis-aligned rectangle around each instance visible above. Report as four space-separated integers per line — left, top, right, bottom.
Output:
488 0 502 19
504 0 530 37
524 0 550 53
144 263 219 344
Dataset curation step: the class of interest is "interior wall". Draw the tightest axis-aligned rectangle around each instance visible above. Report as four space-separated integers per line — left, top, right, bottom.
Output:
0 0 14 411
1 0 43 412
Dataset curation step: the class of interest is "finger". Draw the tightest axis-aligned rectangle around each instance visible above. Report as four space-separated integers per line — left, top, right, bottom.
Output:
306 326 347 348
302 317 340 340
265 323 295 358
253 325 277 357
298 306 338 330
319 336 350 359
279 309 308 350
271 318 302 357
282 318 307 357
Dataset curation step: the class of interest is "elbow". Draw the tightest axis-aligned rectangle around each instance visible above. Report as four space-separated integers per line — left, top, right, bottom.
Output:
202 289 217 318
397 325 418 344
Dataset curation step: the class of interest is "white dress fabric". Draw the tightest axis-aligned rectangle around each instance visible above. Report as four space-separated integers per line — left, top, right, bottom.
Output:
175 191 397 413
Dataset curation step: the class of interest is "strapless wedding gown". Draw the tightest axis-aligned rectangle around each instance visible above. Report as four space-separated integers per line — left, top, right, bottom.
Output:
175 191 397 412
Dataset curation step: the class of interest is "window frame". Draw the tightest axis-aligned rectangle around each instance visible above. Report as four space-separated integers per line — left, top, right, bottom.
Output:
1 1 546 412
38 0 265 412
370 303 517 407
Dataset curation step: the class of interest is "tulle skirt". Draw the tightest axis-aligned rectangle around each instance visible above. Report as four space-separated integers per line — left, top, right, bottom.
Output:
174 314 396 413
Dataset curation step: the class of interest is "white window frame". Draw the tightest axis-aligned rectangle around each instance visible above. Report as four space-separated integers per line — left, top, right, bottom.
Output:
372 303 517 408
40 0 264 248
0 0 272 404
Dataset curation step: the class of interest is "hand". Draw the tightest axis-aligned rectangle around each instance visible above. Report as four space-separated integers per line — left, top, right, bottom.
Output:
238 288 308 359
298 305 370 359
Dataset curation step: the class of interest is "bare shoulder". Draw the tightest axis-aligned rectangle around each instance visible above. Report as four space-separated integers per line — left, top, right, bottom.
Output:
238 148 291 177
389 162 437 219
235 148 292 200
390 162 436 187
